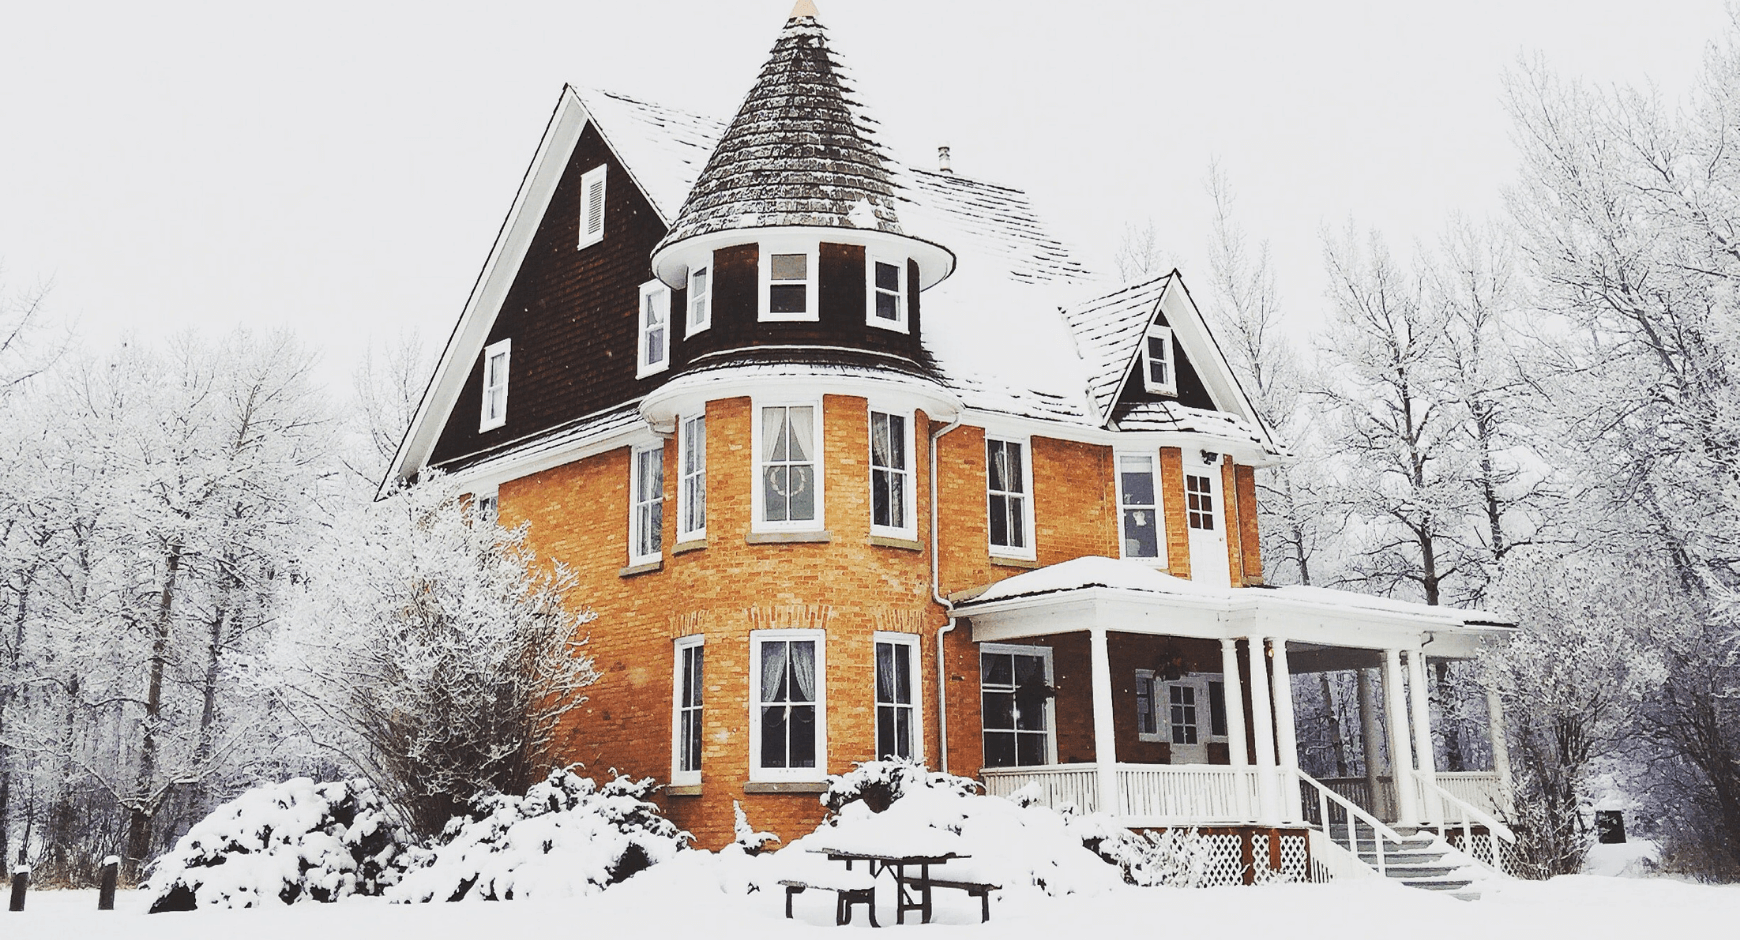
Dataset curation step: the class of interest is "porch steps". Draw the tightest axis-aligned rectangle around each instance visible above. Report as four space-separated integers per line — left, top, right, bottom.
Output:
1350 826 1486 900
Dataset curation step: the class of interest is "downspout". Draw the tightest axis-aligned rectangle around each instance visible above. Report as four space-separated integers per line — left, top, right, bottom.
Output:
930 413 964 774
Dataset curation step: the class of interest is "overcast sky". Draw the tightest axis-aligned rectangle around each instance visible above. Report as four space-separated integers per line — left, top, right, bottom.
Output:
1 0 1729 394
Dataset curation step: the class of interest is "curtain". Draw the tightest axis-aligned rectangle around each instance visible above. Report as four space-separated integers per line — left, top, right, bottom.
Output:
761 641 789 703
790 640 815 703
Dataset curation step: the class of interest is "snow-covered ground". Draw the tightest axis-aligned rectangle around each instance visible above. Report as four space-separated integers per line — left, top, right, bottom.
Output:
9 865 1738 940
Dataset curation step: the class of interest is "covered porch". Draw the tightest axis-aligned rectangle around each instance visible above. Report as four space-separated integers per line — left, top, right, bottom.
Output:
953 559 1518 844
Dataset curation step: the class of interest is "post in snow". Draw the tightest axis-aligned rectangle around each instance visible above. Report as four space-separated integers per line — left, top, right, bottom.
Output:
99 856 120 910
8 865 27 912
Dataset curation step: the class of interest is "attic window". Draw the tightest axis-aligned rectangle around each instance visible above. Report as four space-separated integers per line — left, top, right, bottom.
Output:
479 339 510 432
868 257 907 332
1143 324 1176 396
578 165 607 249
638 280 671 378
761 246 817 322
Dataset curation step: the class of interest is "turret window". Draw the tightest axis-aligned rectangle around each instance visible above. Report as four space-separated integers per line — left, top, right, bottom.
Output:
870 409 915 539
672 636 703 786
1143 324 1176 395
751 630 826 781
756 403 821 529
760 246 818 322
868 256 907 331
630 443 664 566
687 265 711 336
678 414 706 542
638 280 671 378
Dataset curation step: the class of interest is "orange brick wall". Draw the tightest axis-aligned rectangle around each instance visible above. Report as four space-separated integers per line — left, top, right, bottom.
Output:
501 393 1267 846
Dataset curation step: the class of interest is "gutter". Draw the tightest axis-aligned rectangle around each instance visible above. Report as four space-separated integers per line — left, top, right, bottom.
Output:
929 412 964 774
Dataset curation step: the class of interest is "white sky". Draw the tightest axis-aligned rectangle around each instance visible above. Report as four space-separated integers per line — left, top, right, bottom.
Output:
1 0 1729 394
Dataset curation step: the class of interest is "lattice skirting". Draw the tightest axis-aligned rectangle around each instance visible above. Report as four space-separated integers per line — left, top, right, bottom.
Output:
1278 833 1308 881
1446 829 1516 876
1201 833 1246 887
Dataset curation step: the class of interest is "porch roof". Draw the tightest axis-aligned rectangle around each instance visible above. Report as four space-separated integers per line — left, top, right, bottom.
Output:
953 557 1516 657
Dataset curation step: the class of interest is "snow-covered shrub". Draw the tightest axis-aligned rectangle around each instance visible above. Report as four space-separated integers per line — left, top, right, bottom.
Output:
145 778 404 912
1092 827 1215 887
388 768 689 902
733 801 780 856
820 759 978 814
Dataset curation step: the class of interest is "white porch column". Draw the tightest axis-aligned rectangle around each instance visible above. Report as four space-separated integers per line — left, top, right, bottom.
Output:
1357 667 1385 819
1485 684 1515 808
1406 650 1441 827
1383 649 1419 826
1245 636 1280 824
1219 638 1251 822
1088 626 1120 817
1270 639 1301 824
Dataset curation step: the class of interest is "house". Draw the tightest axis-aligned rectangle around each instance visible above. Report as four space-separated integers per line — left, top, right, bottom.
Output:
384 2 1519 886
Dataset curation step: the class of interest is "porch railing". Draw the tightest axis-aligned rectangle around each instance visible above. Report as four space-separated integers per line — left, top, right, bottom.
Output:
1299 771 1404 877
980 763 1102 814
1415 775 1515 876
1116 764 1261 824
1314 772 1506 824
1434 771 1510 818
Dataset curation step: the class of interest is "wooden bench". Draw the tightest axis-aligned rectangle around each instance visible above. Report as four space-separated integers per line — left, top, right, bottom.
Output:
901 876 1001 923
779 876 878 927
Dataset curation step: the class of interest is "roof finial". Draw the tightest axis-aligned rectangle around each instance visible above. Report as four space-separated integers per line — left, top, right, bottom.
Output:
788 0 819 20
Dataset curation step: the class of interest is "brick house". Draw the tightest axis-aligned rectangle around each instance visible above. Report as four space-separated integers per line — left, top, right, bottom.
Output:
385 2 1518 886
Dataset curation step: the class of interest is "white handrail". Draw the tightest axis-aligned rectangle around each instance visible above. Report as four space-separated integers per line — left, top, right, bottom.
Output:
1297 771 1404 877
1415 775 1515 876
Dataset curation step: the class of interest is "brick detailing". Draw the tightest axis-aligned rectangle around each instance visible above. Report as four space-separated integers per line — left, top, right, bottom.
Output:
1235 465 1264 585
1222 456 1243 587
744 605 833 631
669 610 710 638
1158 446 1191 579
872 609 927 634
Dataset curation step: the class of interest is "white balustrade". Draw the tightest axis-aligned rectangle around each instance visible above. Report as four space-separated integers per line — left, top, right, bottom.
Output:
980 764 1102 814
1115 764 1261 824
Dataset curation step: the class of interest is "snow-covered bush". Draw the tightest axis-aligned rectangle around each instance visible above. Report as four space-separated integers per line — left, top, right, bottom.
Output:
1092 827 1215 887
820 759 978 814
733 801 780 856
145 778 404 912
388 769 689 902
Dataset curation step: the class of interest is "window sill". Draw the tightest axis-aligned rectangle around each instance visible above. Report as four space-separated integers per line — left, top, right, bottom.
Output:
869 534 923 552
743 781 829 794
672 538 708 555
746 530 832 545
619 560 663 578
990 554 1040 569
665 784 703 797
1241 574 1266 587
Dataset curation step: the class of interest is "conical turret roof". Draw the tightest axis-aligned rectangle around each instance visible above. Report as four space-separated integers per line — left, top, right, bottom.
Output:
652 3 903 254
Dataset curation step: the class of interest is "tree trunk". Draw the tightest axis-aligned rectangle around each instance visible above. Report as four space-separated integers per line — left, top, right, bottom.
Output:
125 541 181 882
1318 673 1348 777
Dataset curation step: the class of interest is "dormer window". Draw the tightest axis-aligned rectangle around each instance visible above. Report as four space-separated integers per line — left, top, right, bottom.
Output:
1143 324 1176 395
578 165 607 249
868 256 907 332
638 280 671 378
760 245 817 322
687 265 711 336
480 339 510 431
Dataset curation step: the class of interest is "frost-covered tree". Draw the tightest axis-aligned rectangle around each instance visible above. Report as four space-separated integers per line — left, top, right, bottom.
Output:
281 474 599 838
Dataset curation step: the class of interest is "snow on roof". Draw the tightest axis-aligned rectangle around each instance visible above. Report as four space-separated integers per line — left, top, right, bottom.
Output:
965 555 1510 626
1114 400 1268 446
653 10 904 252
1059 275 1172 422
576 89 726 224
431 401 644 476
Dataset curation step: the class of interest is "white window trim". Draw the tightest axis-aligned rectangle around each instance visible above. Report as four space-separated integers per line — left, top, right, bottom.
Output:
866 254 909 333
985 435 1037 561
1153 673 1231 749
686 262 713 337
671 635 704 786
1135 669 1164 743
677 413 706 543
758 240 819 323
1186 466 1219 533
749 629 828 783
479 338 511 432
1142 323 1177 396
1114 450 1166 566
637 280 671 379
578 164 607 249
868 406 918 541
873 631 922 762
628 442 664 567
470 485 500 527
751 397 826 534
979 642 1057 767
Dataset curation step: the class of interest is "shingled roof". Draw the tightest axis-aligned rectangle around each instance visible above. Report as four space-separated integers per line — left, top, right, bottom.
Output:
652 2 903 253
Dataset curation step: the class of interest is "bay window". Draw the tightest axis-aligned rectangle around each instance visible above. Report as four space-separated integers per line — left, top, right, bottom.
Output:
672 637 703 786
751 631 826 780
629 443 663 566
756 403 821 529
870 409 914 539
678 414 706 542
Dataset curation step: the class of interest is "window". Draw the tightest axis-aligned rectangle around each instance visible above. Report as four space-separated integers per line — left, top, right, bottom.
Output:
638 281 671 378
1207 679 1228 738
751 631 825 780
1117 453 1162 560
678 414 706 542
472 491 499 526
480 339 511 431
867 256 907 331
870 409 915 538
687 265 711 336
672 637 703 786
1136 670 1161 742
630 443 663 565
1143 323 1176 395
578 164 607 249
1186 473 1216 531
981 644 1054 767
760 247 817 321
875 634 919 760
756 403 820 529
986 437 1033 558
1168 683 1200 745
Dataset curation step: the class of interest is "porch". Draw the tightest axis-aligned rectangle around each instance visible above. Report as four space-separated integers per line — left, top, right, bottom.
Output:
951 558 1520 874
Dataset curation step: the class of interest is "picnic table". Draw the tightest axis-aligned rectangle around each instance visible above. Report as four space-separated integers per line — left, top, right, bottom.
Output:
812 847 962 925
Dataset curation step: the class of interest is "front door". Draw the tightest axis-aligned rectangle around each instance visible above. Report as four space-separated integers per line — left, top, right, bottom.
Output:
1185 462 1230 588
1163 678 1209 763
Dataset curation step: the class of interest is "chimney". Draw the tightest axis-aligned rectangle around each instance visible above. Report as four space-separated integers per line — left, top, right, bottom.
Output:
937 144 952 174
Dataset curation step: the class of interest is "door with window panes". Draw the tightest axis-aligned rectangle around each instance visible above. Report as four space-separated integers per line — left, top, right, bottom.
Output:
1184 457 1230 587
1160 675 1229 764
